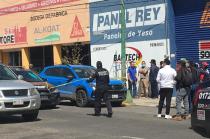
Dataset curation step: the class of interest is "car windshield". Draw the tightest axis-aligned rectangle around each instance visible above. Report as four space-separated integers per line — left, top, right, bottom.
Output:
0 65 17 80
73 67 96 78
14 70 43 82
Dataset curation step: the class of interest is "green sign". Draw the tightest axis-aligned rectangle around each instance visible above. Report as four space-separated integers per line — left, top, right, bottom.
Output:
35 32 60 44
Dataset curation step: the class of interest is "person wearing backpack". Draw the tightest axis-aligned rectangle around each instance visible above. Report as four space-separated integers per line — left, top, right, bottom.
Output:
173 59 192 121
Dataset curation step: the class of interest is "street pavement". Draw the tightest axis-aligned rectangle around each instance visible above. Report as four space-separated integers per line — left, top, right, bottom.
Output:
132 97 176 107
0 102 209 139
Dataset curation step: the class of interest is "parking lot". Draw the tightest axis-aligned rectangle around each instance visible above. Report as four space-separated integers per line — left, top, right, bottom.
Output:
0 102 209 139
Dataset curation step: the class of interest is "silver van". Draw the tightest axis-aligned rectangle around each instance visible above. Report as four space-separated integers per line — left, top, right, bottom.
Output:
0 64 41 121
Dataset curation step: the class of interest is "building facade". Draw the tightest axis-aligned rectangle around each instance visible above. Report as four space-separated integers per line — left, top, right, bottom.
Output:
173 0 210 63
90 0 176 78
0 0 90 70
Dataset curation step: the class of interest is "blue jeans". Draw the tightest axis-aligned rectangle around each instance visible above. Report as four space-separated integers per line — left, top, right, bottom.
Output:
128 80 137 97
176 87 190 115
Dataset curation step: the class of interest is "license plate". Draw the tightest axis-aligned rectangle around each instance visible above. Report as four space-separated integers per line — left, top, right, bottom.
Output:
13 100 24 105
112 94 118 99
35 86 46 89
197 110 205 120
41 96 48 100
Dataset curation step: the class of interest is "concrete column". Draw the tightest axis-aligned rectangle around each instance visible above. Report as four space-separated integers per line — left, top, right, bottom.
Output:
2 52 9 65
21 48 30 69
0 51 3 64
53 45 62 65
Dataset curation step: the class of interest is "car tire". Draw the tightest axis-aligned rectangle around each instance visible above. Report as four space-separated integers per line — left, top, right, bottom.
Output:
112 101 123 107
76 89 88 107
22 110 39 121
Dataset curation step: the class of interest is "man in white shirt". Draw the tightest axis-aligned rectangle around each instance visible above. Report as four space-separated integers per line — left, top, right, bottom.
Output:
156 58 177 119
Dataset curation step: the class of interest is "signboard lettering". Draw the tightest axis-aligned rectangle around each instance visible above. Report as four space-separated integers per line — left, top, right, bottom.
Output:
93 4 165 32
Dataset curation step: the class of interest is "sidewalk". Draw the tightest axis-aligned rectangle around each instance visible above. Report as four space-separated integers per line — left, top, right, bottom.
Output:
131 97 176 107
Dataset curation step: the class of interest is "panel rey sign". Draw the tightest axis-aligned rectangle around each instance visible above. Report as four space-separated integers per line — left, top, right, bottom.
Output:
90 0 170 78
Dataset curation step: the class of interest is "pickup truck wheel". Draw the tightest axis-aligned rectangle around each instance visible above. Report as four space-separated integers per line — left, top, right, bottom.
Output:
76 89 88 107
22 110 39 121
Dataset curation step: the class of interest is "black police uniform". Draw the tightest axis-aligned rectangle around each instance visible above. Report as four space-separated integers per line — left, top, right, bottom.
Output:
94 61 112 117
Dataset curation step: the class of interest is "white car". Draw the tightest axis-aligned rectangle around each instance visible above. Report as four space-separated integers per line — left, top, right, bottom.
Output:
0 64 41 121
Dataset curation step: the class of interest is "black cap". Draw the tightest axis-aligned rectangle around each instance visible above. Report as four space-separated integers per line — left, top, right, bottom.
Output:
150 59 156 64
96 61 102 69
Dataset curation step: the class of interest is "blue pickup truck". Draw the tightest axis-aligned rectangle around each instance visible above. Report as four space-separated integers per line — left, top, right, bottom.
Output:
39 65 127 107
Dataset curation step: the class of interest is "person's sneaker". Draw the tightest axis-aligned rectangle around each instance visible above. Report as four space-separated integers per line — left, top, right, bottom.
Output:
165 115 172 119
172 115 182 121
157 114 162 118
107 113 112 118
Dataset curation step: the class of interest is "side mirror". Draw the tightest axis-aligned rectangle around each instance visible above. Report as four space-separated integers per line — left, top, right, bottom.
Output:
17 75 23 80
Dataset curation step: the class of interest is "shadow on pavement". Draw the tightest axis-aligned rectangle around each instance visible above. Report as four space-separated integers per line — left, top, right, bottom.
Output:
59 101 125 108
39 106 60 110
86 113 111 118
0 115 41 124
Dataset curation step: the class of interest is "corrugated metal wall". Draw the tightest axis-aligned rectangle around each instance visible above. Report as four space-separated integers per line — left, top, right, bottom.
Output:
173 0 210 62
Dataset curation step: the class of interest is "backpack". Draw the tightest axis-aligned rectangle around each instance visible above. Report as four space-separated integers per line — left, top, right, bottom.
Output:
182 69 193 86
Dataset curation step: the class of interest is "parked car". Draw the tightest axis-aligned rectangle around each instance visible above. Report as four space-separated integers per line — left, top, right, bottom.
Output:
0 64 40 121
10 67 60 108
191 80 210 137
39 65 127 107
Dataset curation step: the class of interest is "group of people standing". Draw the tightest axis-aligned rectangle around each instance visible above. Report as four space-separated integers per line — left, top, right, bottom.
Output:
127 59 161 99
127 58 210 120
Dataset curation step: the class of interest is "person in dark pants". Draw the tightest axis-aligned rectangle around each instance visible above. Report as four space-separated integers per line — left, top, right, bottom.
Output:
188 61 200 113
127 61 137 98
149 59 159 98
156 59 177 119
93 61 112 118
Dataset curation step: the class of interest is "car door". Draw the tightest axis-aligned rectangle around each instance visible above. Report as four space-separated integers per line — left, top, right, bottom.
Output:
57 67 76 96
43 67 67 86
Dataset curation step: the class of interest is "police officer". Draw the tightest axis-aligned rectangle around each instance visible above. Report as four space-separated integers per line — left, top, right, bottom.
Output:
93 61 112 117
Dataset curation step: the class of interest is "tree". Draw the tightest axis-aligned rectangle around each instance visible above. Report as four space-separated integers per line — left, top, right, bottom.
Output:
61 42 82 65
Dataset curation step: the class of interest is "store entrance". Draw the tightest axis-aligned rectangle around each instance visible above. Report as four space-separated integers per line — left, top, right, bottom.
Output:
29 46 53 72
9 51 21 66
61 43 91 65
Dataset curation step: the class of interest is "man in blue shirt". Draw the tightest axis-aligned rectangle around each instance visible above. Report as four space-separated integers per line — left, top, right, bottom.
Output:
127 61 137 98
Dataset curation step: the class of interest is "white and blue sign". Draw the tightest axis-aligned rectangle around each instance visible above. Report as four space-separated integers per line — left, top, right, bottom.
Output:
90 0 167 44
90 0 176 78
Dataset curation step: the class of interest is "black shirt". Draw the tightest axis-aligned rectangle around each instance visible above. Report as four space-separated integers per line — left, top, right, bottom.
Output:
95 68 110 88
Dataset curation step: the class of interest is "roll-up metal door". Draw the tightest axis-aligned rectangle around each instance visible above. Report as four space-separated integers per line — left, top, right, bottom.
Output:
173 0 210 62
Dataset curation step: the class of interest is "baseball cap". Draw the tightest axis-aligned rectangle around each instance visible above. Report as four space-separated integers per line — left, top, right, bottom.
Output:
202 61 209 67
150 59 156 64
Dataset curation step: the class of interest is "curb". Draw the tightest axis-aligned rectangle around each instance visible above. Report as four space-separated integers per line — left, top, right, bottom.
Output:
122 102 137 107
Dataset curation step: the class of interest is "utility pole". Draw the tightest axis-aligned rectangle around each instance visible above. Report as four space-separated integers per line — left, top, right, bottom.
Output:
120 0 126 81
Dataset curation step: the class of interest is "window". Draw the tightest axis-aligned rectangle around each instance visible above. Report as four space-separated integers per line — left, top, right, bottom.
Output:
60 67 74 78
45 68 61 77
45 67 74 78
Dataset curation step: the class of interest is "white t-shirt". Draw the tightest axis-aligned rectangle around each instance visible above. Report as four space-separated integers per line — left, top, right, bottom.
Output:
156 65 177 88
